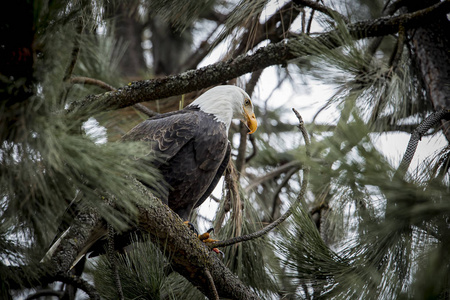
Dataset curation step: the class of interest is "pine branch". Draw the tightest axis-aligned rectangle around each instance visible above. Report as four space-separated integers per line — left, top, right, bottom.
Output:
69 76 116 91
70 76 157 117
204 268 220 300
68 1 450 114
25 289 64 300
39 179 259 300
7 272 101 300
395 109 450 178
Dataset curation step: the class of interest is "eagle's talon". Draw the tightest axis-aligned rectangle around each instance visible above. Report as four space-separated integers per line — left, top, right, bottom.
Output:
213 248 225 259
198 227 215 241
184 221 199 236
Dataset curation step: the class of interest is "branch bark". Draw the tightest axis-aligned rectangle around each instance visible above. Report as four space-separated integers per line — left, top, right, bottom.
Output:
405 0 450 141
45 180 260 300
68 1 450 114
394 109 450 178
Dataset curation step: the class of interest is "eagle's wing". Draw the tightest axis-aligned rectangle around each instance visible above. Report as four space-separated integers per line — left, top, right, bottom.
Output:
192 141 231 211
121 110 200 166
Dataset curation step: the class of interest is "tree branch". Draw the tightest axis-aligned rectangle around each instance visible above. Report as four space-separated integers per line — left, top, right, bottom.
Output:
70 76 158 117
25 289 64 300
395 109 450 178
68 1 450 114
107 223 124 300
293 0 349 23
204 268 220 300
43 179 259 300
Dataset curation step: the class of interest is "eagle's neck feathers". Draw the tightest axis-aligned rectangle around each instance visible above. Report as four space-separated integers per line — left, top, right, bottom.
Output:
188 86 249 132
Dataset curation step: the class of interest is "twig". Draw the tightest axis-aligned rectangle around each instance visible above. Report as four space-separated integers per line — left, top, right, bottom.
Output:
388 23 405 72
70 76 116 91
213 161 238 233
293 0 349 24
204 268 219 300
292 108 311 156
211 167 309 248
395 109 450 178
271 167 299 220
70 76 157 117
107 223 124 300
235 70 263 175
175 24 221 73
133 103 158 117
63 17 83 82
210 109 311 248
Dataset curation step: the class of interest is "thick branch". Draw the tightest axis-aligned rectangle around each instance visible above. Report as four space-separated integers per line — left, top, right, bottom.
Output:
69 1 450 113
45 180 259 300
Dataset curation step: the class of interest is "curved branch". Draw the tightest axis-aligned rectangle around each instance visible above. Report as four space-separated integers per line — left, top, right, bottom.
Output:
107 223 124 300
41 179 259 300
245 133 258 163
53 274 101 300
204 268 219 300
395 109 450 178
211 109 311 249
68 1 450 114
25 289 64 300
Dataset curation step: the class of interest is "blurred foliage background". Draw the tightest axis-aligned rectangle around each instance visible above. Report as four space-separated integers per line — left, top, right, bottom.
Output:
1 0 449 299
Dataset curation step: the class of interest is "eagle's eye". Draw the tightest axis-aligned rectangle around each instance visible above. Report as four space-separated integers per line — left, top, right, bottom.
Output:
245 99 251 106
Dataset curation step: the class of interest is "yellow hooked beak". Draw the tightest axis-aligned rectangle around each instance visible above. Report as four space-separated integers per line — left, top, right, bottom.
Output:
244 107 257 134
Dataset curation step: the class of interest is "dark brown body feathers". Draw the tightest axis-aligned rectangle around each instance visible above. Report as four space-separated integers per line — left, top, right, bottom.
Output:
121 106 231 220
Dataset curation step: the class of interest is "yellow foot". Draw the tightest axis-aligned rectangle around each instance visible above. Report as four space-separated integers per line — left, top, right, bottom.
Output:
184 224 224 258
198 228 217 243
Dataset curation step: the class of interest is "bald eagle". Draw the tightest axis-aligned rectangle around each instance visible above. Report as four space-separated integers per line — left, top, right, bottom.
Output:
122 85 257 220
43 85 256 264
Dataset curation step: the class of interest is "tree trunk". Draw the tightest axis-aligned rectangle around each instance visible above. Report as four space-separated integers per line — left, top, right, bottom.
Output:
406 0 450 141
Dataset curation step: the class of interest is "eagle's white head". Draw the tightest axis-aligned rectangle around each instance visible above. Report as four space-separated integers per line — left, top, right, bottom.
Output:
189 85 257 134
